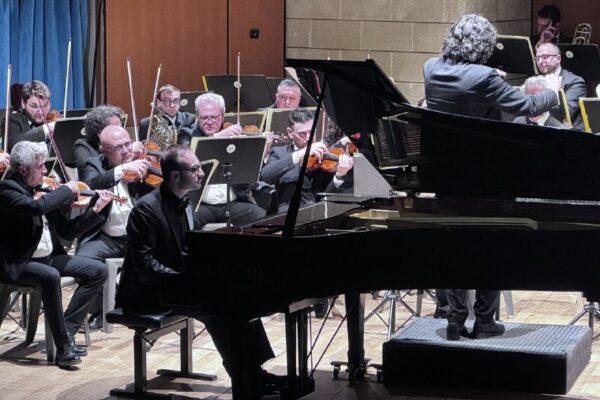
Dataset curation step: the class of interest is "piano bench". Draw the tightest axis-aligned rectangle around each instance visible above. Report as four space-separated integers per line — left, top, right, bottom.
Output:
106 308 217 399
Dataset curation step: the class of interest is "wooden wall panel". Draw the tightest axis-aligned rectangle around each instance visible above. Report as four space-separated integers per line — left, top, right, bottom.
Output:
228 0 284 77
105 0 227 124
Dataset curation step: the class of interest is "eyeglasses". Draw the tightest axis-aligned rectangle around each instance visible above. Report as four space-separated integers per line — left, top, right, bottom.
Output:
198 115 222 122
26 101 50 111
105 141 132 153
173 164 203 173
276 94 299 102
159 98 181 106
535 54 559 61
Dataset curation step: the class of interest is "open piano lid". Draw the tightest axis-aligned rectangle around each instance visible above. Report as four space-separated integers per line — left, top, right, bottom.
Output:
287 58 600 203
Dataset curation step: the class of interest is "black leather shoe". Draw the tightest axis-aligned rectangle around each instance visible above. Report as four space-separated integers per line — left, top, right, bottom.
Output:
259 369 288 386
433 305 448 319
55 344 82 368
472 321 505 339
446 322 469 341
67 334 88 357
88 313 103 331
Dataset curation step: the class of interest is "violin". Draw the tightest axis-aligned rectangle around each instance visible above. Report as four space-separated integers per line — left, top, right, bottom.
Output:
306 137 357 173
46 109 62 122
35 176 128 208
122 141 163 187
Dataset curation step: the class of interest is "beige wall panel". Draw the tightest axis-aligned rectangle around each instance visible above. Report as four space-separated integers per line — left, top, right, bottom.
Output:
413 23 450 53
286 48 341 60
444 0 496 22
395 81 425 104
312 20 362 50
495 20 531 36
496 0 530 22
287 19 313 48
395 0 445 23
391 52 435 82
287 0 341 19
339 50 392 72
362 21 413 51
340 0 396 21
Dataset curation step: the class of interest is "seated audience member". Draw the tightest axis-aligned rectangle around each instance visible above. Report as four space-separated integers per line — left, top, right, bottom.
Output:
140 84 195 144
535 43 586 129
77 125 153 329
116 144 282 394
513 76 566 128
531 4 572 47
1 80 55 151
73 105 124 176
180 93 266 228
260 107 353 214
0 141 112 367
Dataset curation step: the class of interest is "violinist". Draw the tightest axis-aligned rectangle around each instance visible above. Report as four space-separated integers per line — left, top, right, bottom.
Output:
77 125 154 330
0 80 55 152
73 105 125 176
0 141 113 367
0 152 9 172
260 107 353 214
180 93 266 228
139 84 195 142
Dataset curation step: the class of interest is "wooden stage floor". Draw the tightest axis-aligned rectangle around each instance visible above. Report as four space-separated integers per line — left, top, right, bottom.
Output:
0 290 599 400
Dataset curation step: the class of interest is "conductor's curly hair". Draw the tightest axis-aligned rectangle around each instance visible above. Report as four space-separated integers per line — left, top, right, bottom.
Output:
441 14 497 64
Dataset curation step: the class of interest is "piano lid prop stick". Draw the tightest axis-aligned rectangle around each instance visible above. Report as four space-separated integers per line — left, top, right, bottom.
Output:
4 64 11 149
126 57 140 142
63 38 72 117
234 52 241 125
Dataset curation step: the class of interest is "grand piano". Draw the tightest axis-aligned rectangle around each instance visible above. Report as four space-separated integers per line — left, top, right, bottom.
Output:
164 59 600 399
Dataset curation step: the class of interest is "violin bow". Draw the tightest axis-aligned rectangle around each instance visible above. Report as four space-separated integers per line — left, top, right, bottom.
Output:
145 63 162 154
126 57 139 142
63 38 72 118
4 64 11 150
234 52 241 125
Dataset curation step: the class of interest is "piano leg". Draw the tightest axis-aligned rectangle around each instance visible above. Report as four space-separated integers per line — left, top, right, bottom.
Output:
345 292 367 381
285 309 315 399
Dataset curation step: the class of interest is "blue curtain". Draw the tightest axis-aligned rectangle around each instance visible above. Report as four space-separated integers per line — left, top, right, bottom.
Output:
0 0 88 109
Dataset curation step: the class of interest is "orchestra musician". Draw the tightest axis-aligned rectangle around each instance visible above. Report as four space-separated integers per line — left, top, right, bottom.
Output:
139 84 195 141
0 141 112 367
535 42 586 130
260 107 353 214
531 4 572 47
423 14 561 341
513 76 566 128
77 125 153 330
115 144 282 395
0 80 55 152
180 93 266 229
0 152 9 171
268 78 302 109
73 105 125 176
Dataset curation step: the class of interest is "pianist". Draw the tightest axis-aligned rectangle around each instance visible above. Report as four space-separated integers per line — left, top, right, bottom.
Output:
424 14 562 341
116 144 280 395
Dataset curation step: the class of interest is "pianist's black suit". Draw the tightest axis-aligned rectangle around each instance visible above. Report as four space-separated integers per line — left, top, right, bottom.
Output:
116 185 274 376
424 56 559 328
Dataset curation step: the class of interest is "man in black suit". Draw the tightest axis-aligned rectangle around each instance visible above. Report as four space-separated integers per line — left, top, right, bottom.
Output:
535 42 587 130
140 84 195 145
180 93 266 228
1 80 55 151
260 107 353 214
424 14 561 341
0 141 112 367
513 76 566 128
76 125 153 328
116 144 279 394
531 4 572 48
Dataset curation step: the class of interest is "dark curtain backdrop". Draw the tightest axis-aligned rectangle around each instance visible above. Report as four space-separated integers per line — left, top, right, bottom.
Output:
0 0 88 109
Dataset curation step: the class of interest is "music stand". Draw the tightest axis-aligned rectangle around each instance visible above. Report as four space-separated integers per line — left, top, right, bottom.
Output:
64 108 90 118
50 117 85 167
557 44 600 81
190 135 266 227
486 35 538 75
202 74 273 112
189 159 220 213
179 91 208 114
579 97 600 133
223 111 266 131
